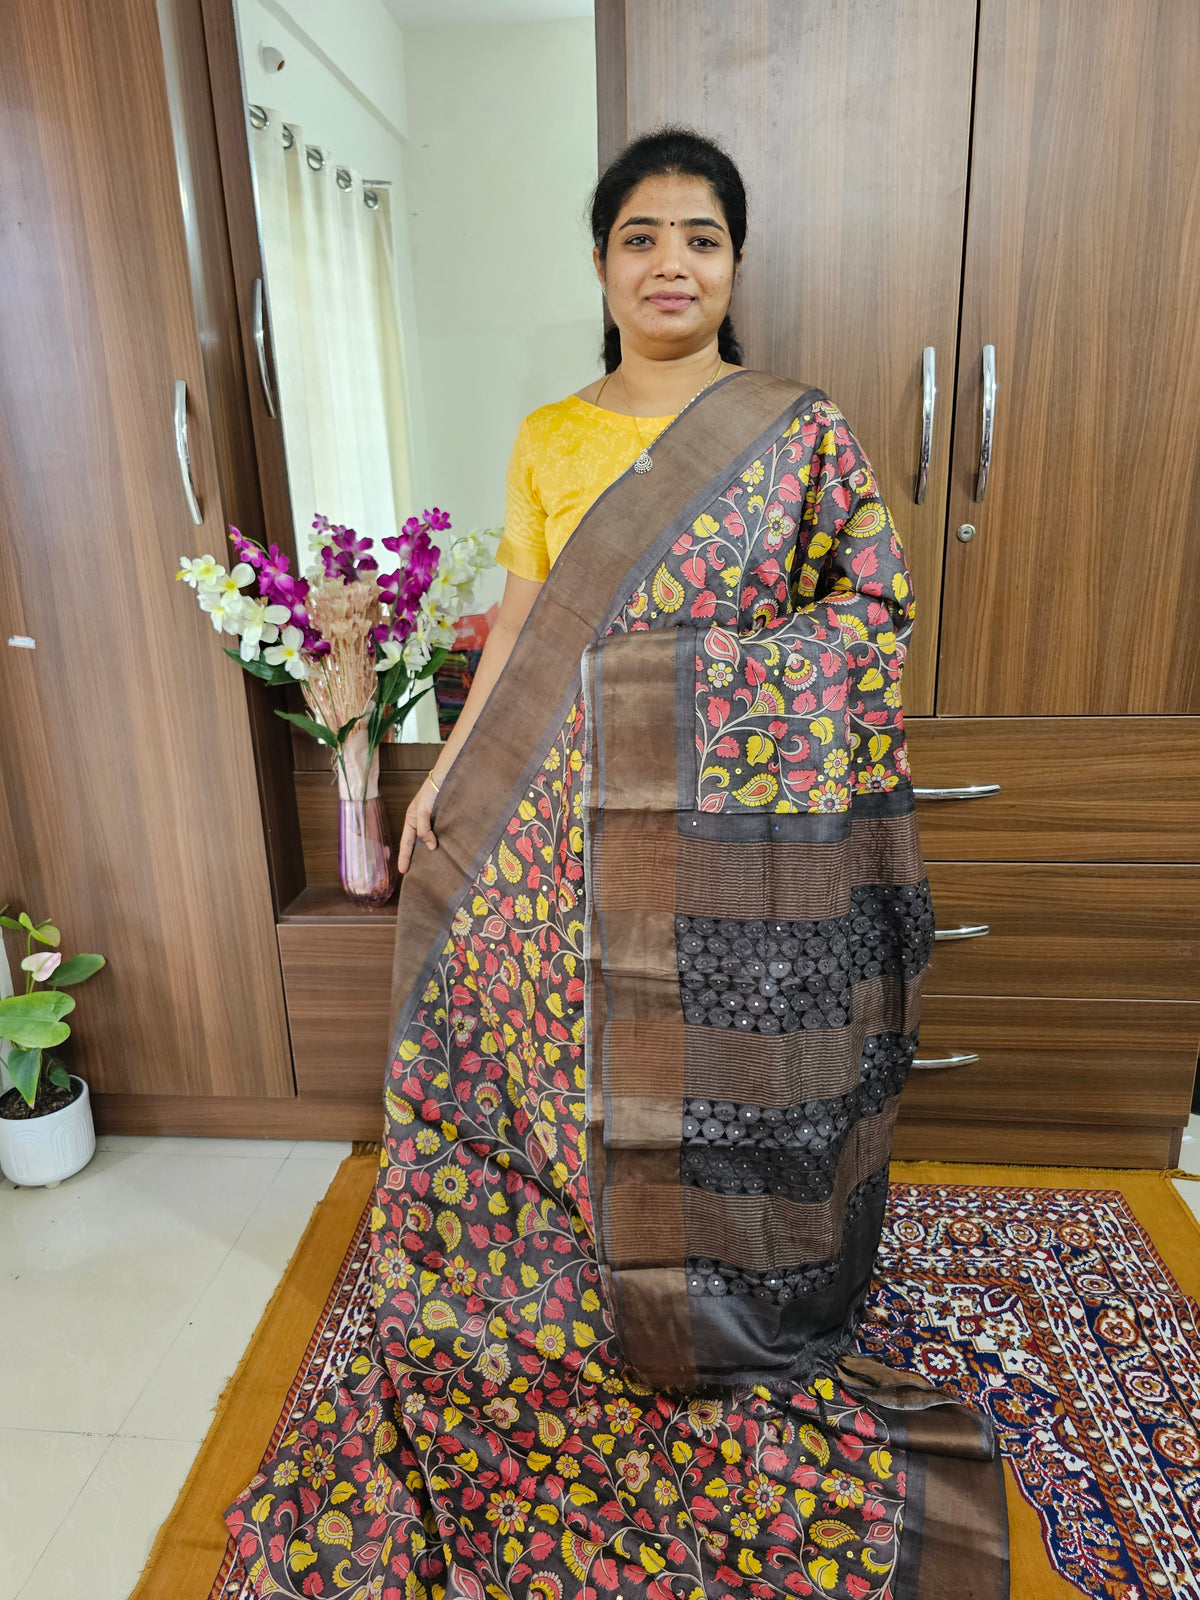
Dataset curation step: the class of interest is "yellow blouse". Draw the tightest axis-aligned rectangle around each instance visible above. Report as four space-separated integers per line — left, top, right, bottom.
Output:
495 396 676 582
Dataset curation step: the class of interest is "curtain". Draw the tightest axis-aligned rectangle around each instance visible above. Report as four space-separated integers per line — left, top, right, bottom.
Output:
250 114 412 575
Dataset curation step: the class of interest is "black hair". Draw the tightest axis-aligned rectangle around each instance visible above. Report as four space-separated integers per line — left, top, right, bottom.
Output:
590 126 746 373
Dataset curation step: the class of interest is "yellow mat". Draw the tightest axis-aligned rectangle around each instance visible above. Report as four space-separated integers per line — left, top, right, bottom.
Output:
129 1156 1200 1600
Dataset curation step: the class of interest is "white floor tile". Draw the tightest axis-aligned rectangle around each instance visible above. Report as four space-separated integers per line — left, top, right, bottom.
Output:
1172 1176 1200 1226
0 1149 284 1433
287 1138 356 1162
1177 1113 1200 1177
120 1154 347 1442
0 1429 109 1600
14 1436 198 1600
92 1134 295 1159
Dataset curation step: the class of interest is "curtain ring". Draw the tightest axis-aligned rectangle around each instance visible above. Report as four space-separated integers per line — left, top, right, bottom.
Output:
282 124 295 150
363 188 380 210
247 103 268 131
306 145 325 172
336 165 353 191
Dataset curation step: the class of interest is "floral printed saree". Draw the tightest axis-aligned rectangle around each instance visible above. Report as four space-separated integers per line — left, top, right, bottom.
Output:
225 371 1009 1598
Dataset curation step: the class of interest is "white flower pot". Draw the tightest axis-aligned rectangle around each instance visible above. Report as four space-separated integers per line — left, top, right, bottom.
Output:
0 1074 96 1187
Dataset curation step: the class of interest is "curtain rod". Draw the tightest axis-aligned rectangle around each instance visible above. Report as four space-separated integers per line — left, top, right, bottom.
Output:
246 103 391 208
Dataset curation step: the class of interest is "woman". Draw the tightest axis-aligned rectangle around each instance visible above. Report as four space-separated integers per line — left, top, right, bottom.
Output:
227 130 1008 1598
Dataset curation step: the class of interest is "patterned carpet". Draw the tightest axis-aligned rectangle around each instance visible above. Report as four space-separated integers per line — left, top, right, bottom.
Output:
859 1179 1200 1599
131 1160 1200 1600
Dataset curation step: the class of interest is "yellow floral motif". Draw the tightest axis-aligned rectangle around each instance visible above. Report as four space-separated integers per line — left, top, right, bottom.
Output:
651 563 686 613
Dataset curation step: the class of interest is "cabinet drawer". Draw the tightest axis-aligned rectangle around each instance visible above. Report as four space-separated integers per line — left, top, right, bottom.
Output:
906 717 1200 860
277 921 394 1096
905 994 1199 1127
924 862 1200 1000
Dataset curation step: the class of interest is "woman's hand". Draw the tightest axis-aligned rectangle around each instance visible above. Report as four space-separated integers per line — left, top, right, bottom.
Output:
398 774 441 874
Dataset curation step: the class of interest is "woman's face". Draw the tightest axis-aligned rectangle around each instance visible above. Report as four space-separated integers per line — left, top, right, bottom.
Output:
595 172 738 361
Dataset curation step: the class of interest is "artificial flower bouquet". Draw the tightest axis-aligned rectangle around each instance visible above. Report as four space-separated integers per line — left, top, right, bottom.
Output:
177 511 499 901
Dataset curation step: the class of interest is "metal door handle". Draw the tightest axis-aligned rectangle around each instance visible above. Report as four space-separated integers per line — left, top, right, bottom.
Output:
933 924 989 941
912 1051 980 1070
252 277 277 418
915 345 935 503
173 380 202 526
974 344 996 501
913 784 1000 800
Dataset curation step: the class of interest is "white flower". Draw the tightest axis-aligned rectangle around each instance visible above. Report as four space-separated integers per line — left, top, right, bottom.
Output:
211 563 255 598
198 587 251 635
263 624 309 679
21 951 62 984
176 554 224 588
238 598 292 661
374 638 405 673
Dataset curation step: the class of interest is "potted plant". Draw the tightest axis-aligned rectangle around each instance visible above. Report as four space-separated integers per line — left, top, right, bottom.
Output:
0 908 105 1187
176 510 499 905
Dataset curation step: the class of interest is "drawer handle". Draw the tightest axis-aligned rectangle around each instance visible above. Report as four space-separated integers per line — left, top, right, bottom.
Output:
934 923 989 941
913 783 1000 801
912 1051 980 1070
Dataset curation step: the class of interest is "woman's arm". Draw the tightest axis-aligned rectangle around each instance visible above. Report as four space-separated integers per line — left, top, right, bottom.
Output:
397 570 542 872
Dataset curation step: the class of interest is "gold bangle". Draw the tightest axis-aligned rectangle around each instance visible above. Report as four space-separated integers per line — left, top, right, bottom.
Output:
427 772 442 793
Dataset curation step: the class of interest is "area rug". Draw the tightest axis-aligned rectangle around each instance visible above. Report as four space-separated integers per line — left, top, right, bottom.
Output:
130 1157 1200 1600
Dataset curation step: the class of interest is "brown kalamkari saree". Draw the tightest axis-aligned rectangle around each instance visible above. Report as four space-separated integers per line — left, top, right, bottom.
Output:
225 370 1009 1598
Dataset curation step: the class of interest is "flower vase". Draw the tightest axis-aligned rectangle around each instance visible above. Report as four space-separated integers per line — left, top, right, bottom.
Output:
336 729 398 906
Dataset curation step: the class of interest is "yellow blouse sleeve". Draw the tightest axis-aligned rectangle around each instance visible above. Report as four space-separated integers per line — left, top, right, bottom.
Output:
495 416 551 583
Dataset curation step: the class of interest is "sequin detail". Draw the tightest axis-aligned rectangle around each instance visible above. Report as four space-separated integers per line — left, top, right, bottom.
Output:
674 886 935 1032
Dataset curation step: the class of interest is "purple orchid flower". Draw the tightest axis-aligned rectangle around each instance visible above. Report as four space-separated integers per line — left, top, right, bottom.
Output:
425 507 451 532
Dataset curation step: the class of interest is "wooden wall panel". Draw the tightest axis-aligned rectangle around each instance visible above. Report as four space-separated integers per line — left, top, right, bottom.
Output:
0 0 291 1097
892 1119 1177 1170
938 0 1200 714
277 923 395 1097
600 0 979 713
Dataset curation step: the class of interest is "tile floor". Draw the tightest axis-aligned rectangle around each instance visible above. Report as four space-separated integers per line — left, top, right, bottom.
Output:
1 1133 351 1600
2 1120 1198 1600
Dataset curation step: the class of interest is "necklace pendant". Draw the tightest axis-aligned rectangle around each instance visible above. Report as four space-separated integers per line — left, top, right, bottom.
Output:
633 450 654 474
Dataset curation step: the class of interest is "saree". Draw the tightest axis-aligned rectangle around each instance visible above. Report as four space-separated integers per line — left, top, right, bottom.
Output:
225 371 1009 1598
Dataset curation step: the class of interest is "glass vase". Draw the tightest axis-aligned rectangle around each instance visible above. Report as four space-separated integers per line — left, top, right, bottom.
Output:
336 729 398 907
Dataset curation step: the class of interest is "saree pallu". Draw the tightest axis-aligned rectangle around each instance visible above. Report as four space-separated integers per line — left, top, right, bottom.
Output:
225 371 1009 1598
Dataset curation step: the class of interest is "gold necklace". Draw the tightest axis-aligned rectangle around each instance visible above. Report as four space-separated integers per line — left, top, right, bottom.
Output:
596 355 725 474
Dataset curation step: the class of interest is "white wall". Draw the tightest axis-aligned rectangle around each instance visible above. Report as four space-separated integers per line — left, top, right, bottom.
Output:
401 17 601 607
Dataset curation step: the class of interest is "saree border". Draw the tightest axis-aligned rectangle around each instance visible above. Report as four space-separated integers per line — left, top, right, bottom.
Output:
387 369 825 1062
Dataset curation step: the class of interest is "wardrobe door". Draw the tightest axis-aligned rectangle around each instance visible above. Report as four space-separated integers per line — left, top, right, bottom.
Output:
0 0 293 1097
596 0 978 714
938 0 1200 715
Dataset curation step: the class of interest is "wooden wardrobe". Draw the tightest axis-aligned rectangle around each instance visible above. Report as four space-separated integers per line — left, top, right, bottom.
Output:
1 0 1196 1163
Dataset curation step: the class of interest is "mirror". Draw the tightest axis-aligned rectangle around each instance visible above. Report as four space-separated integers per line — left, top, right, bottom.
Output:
231 0 599 737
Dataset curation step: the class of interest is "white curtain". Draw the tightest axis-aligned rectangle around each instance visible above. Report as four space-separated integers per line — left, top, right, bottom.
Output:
251 114 412 575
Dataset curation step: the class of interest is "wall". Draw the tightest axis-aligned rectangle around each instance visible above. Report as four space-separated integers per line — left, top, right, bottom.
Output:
402 17 601 608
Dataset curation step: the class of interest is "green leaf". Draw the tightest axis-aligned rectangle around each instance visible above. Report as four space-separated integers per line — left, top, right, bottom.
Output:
335 716 362 741
414 648 449 681
32 922 60 947
380 684 434 736
46 1058 71 1092
0 916 24 933
6 1046 43 1107
52 953 106 986
225 648 293 686
0 991 74 1048
274 710 340 747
